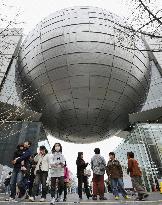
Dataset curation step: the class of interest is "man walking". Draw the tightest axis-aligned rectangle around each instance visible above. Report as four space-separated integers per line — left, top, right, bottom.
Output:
127 152 149 201
13 141 32 198
91 148 107 200
6 144 24 202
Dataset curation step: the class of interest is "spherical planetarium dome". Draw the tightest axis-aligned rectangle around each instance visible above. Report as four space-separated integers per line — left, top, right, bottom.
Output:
16 6 151 143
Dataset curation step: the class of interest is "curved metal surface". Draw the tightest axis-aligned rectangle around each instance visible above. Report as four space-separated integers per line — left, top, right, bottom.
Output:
16 7 151 143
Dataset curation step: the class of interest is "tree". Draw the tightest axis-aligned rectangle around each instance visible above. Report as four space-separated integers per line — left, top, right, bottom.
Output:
125 0 162 38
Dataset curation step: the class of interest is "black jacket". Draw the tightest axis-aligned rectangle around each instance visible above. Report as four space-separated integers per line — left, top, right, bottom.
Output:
12 149 24 169
76 158 88 177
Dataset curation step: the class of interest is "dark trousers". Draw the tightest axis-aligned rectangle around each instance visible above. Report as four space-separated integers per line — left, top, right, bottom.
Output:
64 182 67 199
51 176 64 198
78 175 90 198
93 173 104 198
32 171 48 198
28 175 35 196
10 168 23 199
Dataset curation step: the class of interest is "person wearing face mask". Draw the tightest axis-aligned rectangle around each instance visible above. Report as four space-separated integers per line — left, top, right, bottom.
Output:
49 143 66 204
29 146 49 202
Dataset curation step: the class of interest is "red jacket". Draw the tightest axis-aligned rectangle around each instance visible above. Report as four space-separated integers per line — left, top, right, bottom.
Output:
128 158 142 177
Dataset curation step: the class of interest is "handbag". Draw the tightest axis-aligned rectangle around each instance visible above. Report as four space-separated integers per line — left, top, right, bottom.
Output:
84 169 91 177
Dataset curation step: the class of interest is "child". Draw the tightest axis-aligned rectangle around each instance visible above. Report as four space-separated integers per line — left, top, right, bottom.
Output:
49 143 66 204
29 146 49 202
127 152 149 201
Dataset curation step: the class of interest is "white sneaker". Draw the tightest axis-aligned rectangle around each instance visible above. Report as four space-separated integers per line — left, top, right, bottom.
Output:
58 195 63 202
50 197 55 204
40 198 45 202
29 196 35 202
9 197 16 202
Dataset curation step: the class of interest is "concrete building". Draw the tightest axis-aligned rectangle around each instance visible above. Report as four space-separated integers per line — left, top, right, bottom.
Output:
0 28 47 167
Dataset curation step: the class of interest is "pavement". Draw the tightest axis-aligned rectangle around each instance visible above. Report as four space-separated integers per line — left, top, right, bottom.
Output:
0 192 162 205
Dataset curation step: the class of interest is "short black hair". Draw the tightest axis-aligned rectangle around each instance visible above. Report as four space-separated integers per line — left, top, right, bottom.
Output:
109 152 115 157
94 148 100 154
40 145 46 150
127 151 134 158
28 141 32 146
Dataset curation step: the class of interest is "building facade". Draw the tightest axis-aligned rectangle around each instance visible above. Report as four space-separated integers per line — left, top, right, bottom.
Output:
115 123 162 191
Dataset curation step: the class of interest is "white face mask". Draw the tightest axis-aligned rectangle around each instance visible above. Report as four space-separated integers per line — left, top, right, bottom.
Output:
55 145 60 152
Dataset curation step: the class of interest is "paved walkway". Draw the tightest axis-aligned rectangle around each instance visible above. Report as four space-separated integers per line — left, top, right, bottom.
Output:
0 192 162 204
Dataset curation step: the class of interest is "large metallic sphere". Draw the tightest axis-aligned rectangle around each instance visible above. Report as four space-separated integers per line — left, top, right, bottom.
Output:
16 6 151 143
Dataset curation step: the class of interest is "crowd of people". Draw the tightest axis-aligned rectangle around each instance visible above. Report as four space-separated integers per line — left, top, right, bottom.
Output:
4 141 149 204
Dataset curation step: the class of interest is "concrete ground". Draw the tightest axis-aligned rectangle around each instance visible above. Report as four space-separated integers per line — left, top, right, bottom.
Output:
0 192 162 205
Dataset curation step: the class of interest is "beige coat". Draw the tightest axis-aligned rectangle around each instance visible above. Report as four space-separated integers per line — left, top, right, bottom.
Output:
34 153 50 175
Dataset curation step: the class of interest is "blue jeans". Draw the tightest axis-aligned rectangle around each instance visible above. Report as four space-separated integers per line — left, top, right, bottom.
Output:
111 178 127 197
5 185 10 194
10 168 23 198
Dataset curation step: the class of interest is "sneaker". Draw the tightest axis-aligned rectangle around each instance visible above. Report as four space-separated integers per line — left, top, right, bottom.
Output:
143 193 149 198
63 198 67 202
9 197 16 202
5 197 15 202
115 196 119 200
40 197 45 202
99 196 107 200
92 196 97 200
124 195 131 199
57 196 63 202
50 197 55 205
29 196 35 202
135 196 143 201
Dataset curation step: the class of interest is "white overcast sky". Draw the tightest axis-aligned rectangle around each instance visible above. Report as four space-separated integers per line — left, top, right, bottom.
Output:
3 0 130 34
3 0 130 174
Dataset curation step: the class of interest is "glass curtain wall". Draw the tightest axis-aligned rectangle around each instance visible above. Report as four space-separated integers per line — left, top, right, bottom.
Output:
115 123 162 192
